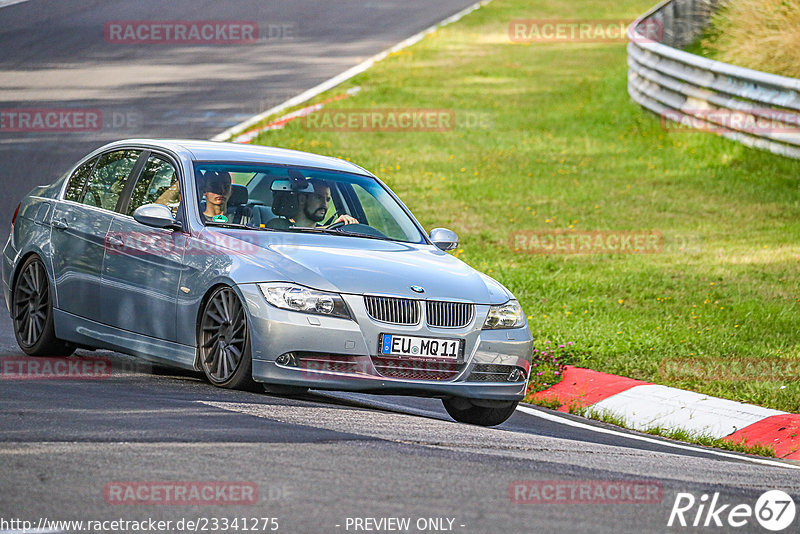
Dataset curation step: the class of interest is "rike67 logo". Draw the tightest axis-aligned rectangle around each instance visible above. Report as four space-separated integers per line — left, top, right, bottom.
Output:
668 490 796 531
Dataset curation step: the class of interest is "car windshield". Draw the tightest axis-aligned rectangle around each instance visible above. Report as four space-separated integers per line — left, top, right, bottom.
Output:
193 163 426 244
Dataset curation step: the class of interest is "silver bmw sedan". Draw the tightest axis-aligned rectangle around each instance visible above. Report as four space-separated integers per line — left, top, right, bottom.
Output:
2 139 533 426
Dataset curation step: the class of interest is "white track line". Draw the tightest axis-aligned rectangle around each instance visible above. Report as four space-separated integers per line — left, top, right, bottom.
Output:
516 405 800 470
0 0 31 8
211 0 491 142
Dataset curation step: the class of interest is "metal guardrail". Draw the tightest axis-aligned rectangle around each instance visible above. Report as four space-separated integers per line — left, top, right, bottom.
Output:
627 0 800 159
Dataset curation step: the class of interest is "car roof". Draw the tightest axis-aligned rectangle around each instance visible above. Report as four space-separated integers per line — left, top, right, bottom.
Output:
97 139 375 176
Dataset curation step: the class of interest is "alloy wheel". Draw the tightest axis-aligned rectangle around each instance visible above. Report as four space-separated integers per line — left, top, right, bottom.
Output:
200 287 248 384
13 259 49 348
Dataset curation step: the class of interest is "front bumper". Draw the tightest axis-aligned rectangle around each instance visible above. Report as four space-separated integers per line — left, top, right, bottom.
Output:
239 284 533 401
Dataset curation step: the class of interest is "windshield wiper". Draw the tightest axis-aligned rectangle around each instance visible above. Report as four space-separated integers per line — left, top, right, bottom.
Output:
205 222 246 229
325 228 393 241
281 226 331 234
206 222 277 232
272 225 397 242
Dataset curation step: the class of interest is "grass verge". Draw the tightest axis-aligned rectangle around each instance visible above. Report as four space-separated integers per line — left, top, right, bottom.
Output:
699 0 800 78
248 0 800 413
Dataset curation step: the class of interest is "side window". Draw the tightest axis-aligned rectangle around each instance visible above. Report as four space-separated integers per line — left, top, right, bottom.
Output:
127 155 180 216
80 150 140 211
64 157 98 202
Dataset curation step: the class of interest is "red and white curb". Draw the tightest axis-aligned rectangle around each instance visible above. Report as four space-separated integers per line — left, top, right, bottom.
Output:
228 87 361 144
529 366 800 460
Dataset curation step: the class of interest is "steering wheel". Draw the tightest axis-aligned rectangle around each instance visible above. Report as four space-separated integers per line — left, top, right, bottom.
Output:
322 211 342 226
326 220 348 230
326 222 387 239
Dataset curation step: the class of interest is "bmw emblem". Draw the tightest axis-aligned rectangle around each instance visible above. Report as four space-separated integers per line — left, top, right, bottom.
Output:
410 285 424 293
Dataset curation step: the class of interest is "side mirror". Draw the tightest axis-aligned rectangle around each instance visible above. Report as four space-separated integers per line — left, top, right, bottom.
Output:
133 204 181 230
429 227 459 251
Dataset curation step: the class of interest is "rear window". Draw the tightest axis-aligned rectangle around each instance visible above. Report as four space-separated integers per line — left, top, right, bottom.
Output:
64 157 98 202
79 150 141 211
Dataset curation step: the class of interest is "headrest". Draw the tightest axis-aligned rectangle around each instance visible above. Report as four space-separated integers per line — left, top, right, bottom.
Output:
229 184 248 206
272 190 298 218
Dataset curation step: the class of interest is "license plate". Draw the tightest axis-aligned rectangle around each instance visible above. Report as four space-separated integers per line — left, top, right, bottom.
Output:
379 334 462 360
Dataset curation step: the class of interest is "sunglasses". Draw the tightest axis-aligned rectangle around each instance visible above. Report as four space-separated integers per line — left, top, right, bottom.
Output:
206 182 231 195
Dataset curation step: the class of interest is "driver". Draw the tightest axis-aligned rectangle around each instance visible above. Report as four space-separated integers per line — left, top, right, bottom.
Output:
290 179 358 228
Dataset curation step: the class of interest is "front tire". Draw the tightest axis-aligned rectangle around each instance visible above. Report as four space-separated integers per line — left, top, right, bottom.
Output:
442 397 519 426
199 286 257 390
12 255 74 357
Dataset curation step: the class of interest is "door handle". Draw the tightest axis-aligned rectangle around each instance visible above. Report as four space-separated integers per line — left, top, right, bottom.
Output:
106 235 124 247
52 219 69 230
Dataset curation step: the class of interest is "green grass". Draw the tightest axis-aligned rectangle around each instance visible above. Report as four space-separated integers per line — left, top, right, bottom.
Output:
642 427 776 458
246 0 800 413
525 397 563 411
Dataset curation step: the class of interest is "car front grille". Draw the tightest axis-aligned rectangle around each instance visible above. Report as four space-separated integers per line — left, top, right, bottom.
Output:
364 296 420 325
467 364 528 382
371 357 463 380
425 300 474 328
364 296 474 328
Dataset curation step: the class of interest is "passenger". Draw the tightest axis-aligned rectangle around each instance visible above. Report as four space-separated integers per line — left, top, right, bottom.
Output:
200 171 233 222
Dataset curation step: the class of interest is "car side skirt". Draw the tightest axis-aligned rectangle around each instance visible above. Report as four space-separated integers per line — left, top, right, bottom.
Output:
53 308 197 370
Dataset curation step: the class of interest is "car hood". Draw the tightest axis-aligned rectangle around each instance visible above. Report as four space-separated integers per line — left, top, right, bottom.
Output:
210 230 514 304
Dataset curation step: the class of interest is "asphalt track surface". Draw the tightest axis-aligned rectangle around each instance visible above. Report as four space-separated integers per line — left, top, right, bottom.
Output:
1 2 799 533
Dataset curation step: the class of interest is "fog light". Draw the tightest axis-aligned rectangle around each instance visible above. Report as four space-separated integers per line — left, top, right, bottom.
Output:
276 353 297 367
507 368 525 382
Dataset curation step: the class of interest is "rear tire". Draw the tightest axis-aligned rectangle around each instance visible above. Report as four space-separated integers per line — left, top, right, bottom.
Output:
198 286 257 391
442 397 519 426
12 255 74 357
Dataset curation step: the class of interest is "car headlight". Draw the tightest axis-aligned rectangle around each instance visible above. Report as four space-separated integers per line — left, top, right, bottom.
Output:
483 300 525 329
258 283 351 319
